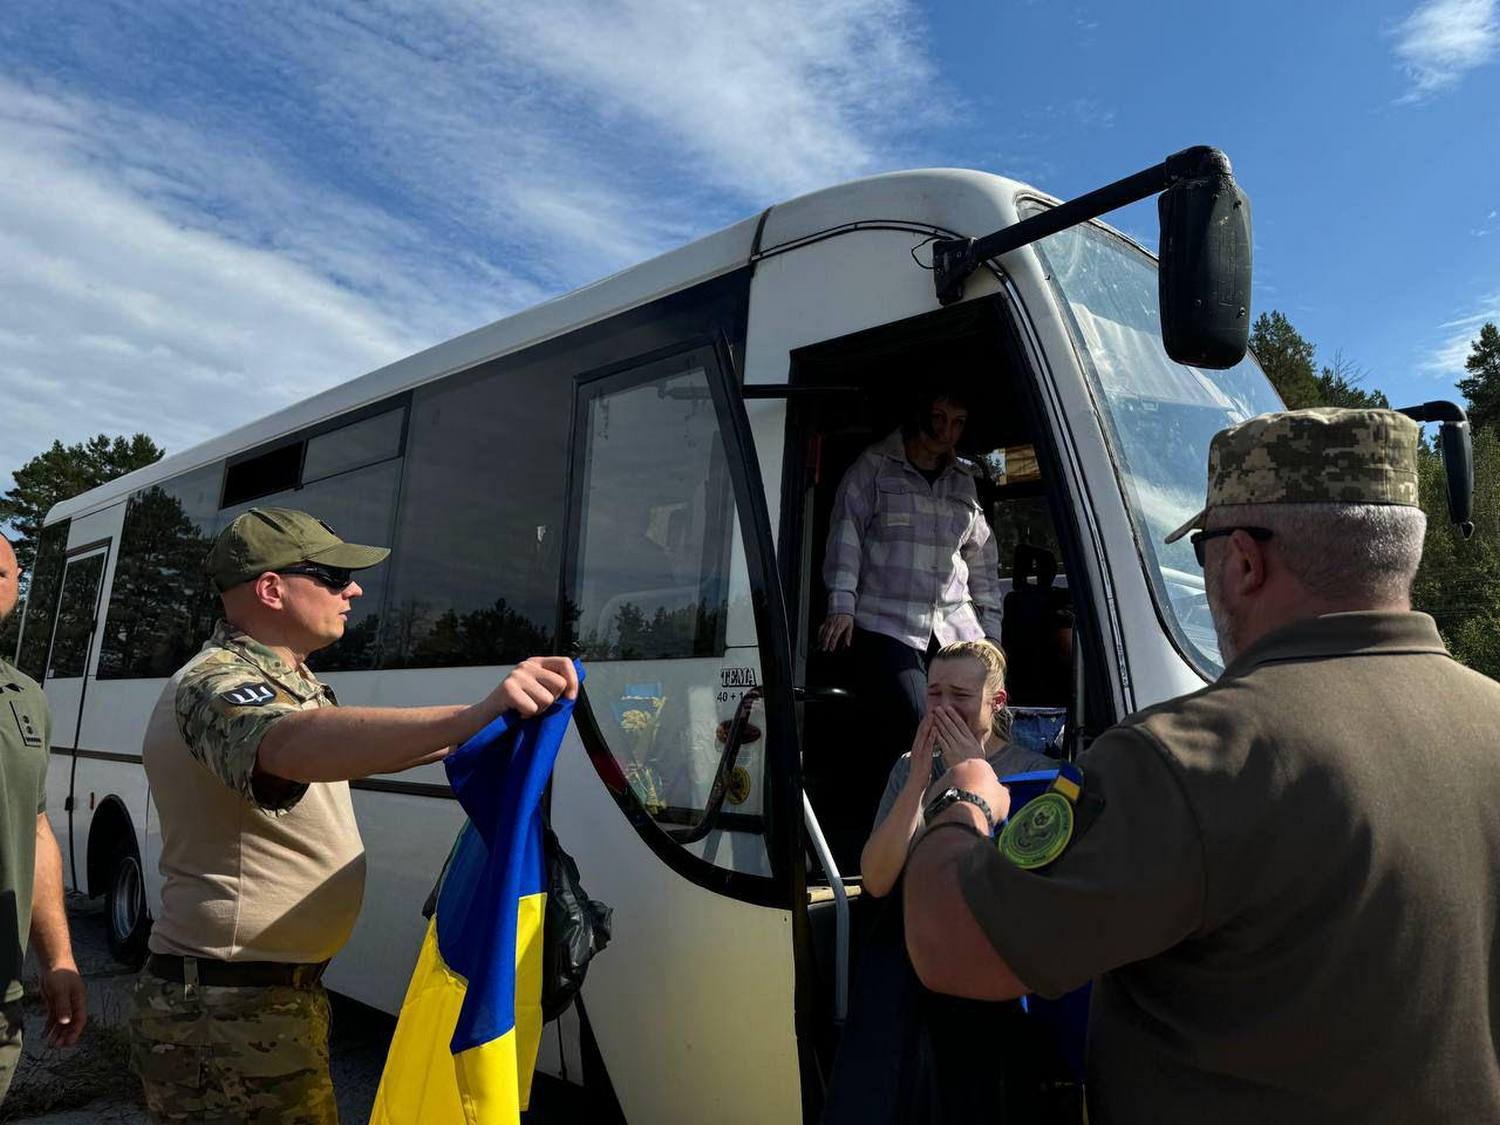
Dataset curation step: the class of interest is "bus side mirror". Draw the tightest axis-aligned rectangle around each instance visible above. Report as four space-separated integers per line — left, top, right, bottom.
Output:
1158 163 1252 370
1439 420 1475 539
1398 402 1475 540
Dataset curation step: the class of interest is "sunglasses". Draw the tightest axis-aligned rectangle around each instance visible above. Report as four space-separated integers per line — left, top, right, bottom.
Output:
1189 526 1273 567
276 563 357 592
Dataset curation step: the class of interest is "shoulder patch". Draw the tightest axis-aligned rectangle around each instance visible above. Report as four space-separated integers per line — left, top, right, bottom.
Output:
998 763 1083 870
999 793 1074 869
218 682 277 707
9 700 43 747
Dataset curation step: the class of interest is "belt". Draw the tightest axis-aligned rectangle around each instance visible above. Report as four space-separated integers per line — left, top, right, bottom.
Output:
146 953 329 990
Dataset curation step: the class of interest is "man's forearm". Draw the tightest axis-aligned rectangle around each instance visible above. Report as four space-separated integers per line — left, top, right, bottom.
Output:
258 702 484 783
31 818 75 972
903 805 1027 1000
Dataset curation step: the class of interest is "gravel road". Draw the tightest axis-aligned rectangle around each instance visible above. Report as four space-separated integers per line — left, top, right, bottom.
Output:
0 894 393 1123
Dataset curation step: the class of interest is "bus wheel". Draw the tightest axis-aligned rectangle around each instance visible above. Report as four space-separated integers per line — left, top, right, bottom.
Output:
105 843 150 967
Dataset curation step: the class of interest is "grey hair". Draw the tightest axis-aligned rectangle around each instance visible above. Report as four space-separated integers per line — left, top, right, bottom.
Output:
1210 502 1426 603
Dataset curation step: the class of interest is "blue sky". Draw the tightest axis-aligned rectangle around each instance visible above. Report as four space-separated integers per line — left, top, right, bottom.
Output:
1 0 1496 480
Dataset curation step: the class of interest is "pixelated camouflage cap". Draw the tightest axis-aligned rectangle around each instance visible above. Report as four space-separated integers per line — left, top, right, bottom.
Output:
205 507 389 591
1164 407 1421 544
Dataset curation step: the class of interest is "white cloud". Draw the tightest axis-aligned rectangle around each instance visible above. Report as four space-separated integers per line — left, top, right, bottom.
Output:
0 1 935 482
493 0 936 198
0 85 422 474
1391 0 1498 100
1421 292 1500 375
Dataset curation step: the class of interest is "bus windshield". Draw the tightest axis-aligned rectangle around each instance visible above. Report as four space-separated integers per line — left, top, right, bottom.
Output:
1028 209 1283 674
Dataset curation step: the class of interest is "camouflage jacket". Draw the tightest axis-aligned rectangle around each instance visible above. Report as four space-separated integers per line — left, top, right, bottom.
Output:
174 620 337 812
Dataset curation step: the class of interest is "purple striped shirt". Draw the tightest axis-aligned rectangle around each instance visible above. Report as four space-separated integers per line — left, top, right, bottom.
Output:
822 430 1003 652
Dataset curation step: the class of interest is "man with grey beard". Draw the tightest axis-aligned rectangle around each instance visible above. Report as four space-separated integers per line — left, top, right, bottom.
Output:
901 408 1500 1124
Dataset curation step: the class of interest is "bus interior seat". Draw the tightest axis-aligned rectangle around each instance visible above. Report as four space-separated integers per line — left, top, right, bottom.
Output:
1000 544 1073 711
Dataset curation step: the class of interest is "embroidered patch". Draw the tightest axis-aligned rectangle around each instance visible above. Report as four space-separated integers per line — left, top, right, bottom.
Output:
219 683 276 707
998 791 1074 870
9 701 42 747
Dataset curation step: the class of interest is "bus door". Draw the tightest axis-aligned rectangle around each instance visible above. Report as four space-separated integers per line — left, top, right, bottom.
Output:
42 543 110 888
549 341 808 1123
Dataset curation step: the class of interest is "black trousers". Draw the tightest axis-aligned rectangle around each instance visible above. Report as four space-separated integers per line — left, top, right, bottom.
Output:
822 890 1073 1125
850 628 938 829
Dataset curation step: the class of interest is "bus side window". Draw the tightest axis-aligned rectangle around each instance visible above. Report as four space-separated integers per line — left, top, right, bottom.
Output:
15 520 71 682
566 350 773 878
96 466 221 681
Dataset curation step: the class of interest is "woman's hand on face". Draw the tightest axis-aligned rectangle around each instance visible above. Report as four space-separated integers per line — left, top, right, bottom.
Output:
933 705 985 768
905 713 939 787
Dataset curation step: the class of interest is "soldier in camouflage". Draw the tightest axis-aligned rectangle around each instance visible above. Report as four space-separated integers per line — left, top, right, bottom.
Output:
902 408 1500 1123
130 507 578 1123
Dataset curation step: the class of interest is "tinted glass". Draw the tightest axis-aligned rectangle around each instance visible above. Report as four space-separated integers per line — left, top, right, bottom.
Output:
219 460 401 672
379 359 571 668
16 520 71 680
569 355 770 876
573 372 733 659
47 552 106 678
303 408 405 483
1030 213 1281 672
222 443 301 507
98 464 222 679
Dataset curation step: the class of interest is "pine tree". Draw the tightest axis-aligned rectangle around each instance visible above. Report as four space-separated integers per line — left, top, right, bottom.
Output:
1314 351 1389 409
1457 322 1500 435
1249 310 1323 409
0 434 164 570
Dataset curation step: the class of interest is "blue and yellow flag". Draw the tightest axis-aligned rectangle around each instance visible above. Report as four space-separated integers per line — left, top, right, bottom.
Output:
371 665 583 1124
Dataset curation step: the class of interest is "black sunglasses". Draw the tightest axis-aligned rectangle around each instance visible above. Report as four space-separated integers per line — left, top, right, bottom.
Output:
1190 526 1274 567
276 563 356 591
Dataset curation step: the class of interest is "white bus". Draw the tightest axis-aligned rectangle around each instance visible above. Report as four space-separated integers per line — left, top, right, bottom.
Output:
19 150 1283 1121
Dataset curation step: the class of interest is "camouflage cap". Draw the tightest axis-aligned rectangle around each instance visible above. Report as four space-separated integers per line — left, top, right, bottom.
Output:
205 507 389 591
1164 407 1421 543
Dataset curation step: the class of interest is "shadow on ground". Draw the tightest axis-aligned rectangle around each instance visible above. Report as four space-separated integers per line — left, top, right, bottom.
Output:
1 895 588 1123
1 896 396 1124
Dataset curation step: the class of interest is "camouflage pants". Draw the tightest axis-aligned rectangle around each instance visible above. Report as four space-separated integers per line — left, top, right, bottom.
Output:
129 968 337 1124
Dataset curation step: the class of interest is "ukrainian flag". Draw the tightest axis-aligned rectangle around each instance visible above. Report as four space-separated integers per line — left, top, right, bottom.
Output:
371 663 583 1124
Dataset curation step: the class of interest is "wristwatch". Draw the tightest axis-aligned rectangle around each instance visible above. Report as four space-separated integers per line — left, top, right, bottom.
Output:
924 787 996 835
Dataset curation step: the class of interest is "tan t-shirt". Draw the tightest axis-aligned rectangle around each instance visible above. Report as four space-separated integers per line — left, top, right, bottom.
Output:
958 611 1500 1124
144 621 366 964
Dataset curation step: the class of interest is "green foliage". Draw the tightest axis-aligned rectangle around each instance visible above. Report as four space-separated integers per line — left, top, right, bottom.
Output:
0 434 164 570
1243 315 1497 680
1412 426 1500 681
1313 352 1389 409
0 601 18 663
1250 312 1389 410
1456 322 1500 435
1250 310 1322 409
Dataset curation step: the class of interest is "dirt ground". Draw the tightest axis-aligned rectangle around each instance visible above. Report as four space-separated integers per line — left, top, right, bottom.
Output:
1 895 589 1123
0 894 393 1124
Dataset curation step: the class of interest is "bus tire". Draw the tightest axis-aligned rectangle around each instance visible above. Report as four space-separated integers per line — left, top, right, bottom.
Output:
105 841 150 967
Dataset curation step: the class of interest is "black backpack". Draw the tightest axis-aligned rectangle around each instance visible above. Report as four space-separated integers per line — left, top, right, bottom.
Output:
540 820 613 1022
420 817 613 1023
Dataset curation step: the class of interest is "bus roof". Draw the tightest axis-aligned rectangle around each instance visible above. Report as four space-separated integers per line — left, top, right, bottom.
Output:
47 168 1036 524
